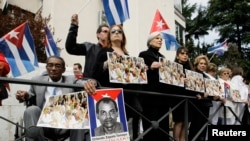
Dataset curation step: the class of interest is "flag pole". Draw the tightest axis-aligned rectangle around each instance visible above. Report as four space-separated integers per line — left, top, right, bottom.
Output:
77 0 91 14
209 52 216 62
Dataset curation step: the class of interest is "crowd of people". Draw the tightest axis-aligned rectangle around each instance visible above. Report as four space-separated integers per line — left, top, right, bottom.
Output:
0 13 249 141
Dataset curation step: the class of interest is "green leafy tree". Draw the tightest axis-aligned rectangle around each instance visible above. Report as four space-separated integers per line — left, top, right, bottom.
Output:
206 0 250 80
183 0 210 62
207 0 250 57
183 0 250 81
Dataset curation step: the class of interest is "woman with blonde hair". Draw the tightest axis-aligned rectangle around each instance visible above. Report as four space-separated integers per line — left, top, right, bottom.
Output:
217 67 235 125
188 55 212 141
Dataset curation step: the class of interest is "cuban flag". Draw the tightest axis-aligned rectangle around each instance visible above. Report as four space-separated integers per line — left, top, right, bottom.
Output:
102 0 130 26
150 9 180 51
207 40 228 56
0 22 38 77
88 88 128 137
45 25 60 57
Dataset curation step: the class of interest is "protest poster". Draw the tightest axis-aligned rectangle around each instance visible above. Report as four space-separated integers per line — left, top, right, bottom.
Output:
185 69 205 93
37 91 89 129
229 81 244 103
88 88 130 141
204 78 224 96
107 52 147 84
230 89 244 103
159 57 184 87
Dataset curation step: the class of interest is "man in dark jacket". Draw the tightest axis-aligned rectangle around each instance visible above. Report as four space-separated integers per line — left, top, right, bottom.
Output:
65 14 109 78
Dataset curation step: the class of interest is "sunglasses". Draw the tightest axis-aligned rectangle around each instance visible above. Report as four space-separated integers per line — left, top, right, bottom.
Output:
101 30 109 33
180 52 188 55
110 29 123 34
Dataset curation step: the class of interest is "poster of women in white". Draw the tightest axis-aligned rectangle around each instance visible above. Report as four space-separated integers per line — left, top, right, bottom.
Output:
159 57 185 87
37 91 89 129
204 78 224 96
185 69 205 93
107 52 147 84
88 88 130 141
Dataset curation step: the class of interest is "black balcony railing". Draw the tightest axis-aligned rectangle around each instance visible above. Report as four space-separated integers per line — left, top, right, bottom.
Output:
0 77 246 141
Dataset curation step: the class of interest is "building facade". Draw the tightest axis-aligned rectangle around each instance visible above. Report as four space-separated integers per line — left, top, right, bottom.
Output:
0 0 185 140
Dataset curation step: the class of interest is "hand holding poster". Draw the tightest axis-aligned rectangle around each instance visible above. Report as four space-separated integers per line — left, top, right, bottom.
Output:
107 52 147 84
37 91 89 129
185 69 205 93
88 88 130 141
159 57 184 87
204 78 224 96
230 89 244 103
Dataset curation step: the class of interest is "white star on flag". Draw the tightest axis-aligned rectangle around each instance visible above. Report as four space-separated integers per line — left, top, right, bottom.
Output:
0 22 39 77
156 20 165 29
9 31 19 40
102 93 110 98
149 9 180 51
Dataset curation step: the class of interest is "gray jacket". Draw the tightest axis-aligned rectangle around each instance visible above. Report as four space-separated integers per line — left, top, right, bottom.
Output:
27 75 85 109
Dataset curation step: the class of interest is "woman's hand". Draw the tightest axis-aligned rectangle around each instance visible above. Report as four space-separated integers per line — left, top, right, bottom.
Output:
150 62 161 70
196 94 202 100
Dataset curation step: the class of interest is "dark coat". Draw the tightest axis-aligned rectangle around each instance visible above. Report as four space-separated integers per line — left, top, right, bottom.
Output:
65 24 103 78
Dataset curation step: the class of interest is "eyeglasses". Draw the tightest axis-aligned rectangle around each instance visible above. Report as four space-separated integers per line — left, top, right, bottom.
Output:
110 29 123 34
101 30 109 33
180 52 188 55
223 72 229 75
47 63 63 69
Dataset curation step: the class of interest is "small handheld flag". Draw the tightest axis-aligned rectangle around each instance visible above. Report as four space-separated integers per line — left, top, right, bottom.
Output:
0 22 38 77
150 9 179 51
102 0 130 26
207 40 228 56
45 25 60 57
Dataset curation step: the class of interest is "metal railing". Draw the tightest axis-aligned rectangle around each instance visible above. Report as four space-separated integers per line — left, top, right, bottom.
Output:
0 77 245 141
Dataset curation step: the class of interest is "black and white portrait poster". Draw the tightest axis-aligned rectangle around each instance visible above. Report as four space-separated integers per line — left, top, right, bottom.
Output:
88 88 130 141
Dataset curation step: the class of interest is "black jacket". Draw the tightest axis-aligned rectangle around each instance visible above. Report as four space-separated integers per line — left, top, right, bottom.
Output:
93 47 143 113
65 24 103 78
139 47 166 92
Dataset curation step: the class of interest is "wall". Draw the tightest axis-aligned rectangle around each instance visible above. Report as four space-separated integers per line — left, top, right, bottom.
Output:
1 0 185 140
41 0 180 67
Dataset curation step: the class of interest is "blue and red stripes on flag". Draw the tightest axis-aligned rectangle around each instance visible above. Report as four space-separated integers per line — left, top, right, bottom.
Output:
0 22 38 77
207 40 228 56
45 25 60 57
102 0 130 26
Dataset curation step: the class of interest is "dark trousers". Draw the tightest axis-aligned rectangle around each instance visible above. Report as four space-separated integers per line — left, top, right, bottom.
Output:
188 100 210 141
141 100 170 141
124 94 143 140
